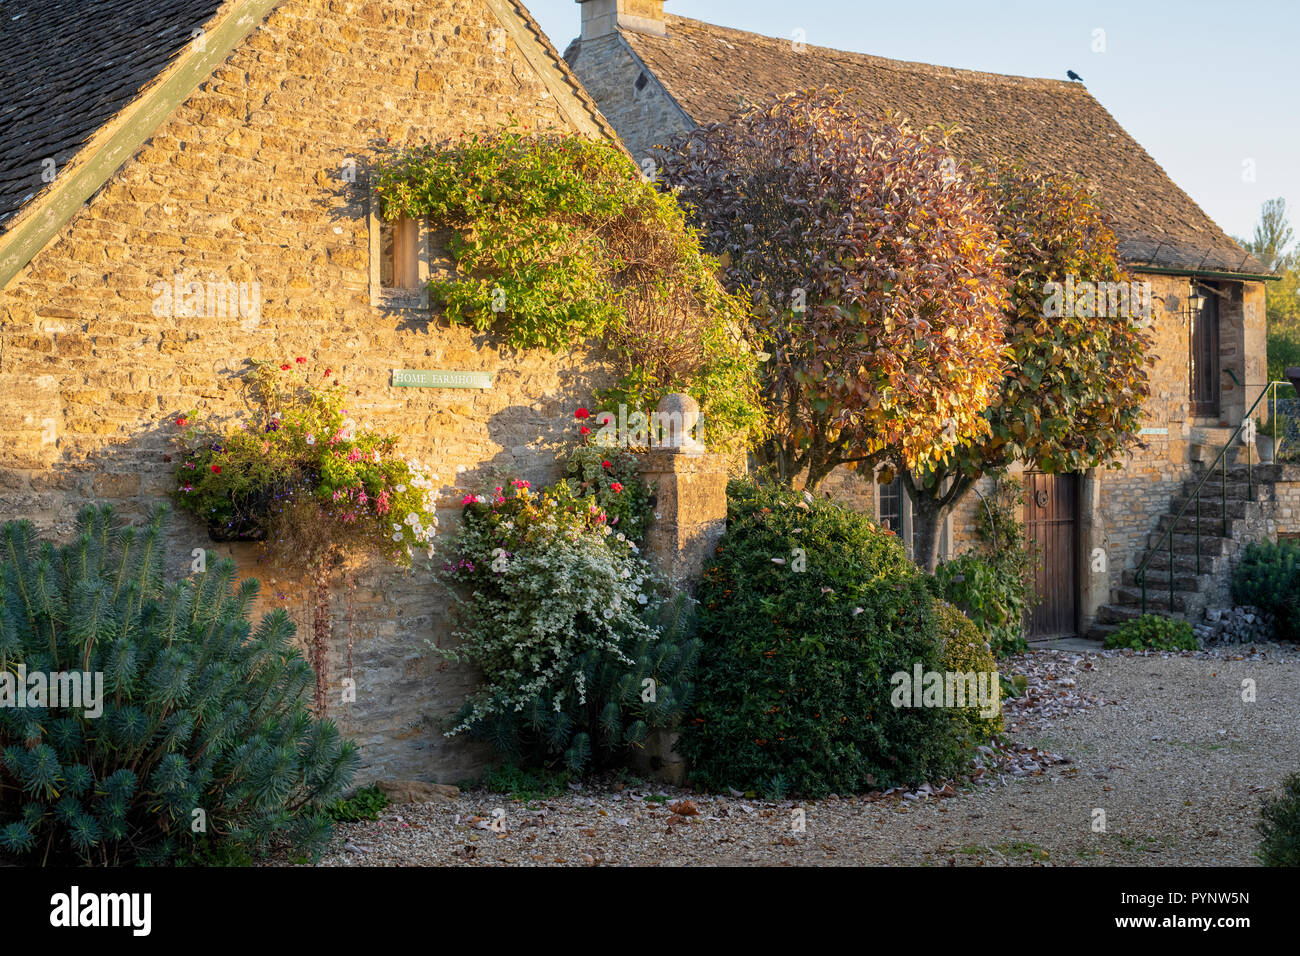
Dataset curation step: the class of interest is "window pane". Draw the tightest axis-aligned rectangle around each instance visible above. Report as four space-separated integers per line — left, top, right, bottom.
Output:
380 214 420 290
879 476 902 537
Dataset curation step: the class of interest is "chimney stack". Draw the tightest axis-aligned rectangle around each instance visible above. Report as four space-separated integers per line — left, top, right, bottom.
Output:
577 0 667 41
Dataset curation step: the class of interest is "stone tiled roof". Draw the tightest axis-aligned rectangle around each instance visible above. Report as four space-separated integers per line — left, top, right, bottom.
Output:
0 0 227 233
616 15 1271 277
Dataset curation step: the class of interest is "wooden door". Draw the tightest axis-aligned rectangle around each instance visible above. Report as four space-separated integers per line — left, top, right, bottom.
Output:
1190 285 1220 417
1024 473 1080 640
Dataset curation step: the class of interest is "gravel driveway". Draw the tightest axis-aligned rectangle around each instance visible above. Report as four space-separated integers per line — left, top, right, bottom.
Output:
288 644 1300 867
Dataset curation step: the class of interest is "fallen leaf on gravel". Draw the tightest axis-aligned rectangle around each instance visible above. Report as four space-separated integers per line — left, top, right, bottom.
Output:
668 800 699 816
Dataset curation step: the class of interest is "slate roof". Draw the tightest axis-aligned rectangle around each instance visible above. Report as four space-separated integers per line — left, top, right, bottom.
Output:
0 0 227 233
599 14 1271 277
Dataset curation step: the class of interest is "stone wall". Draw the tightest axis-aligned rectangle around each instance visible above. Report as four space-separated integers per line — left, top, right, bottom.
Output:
565 32 690 173
0 0 620 782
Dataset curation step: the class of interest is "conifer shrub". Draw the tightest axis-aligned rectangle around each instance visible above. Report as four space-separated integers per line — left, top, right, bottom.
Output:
0 506 358 866
1232 540 1300 641
1257 771 1300 866
679 479 965 797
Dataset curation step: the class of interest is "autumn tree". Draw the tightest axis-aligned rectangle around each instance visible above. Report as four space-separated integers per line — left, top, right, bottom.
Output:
660 90 1009 489
899 166 1152 569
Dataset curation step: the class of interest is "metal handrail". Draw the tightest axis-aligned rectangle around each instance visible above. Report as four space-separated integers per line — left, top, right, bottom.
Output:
1136 380 1295 614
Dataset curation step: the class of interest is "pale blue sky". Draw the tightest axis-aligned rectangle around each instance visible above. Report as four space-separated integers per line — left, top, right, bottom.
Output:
529 0 1299 248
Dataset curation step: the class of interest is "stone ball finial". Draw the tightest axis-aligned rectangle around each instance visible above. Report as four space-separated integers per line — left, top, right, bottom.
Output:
656 392 705 453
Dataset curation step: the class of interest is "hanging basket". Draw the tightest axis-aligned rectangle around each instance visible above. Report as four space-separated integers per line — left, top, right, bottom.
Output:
204 482 295 543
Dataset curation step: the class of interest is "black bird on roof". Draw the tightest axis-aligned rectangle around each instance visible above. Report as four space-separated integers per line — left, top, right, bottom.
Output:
1067 70 1084 82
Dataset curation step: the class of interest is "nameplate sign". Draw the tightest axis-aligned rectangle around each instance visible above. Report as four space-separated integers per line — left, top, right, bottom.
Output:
1138 427 1169 436
391 369 492 389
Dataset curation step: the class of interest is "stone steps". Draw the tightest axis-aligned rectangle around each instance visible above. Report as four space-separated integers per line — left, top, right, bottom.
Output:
1090 463 1281 637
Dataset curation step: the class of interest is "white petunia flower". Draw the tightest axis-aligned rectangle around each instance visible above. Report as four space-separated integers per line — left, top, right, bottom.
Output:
396 484 406 493
305 434 316 445
636 594 648 605
392 532 403 542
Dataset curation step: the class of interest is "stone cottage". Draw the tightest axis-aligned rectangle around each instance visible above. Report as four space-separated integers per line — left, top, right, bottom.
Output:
565 0 1288 640
0 0 652 782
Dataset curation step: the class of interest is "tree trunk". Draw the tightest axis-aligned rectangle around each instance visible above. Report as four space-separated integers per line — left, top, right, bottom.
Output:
909 491 946 573
902 472 978 573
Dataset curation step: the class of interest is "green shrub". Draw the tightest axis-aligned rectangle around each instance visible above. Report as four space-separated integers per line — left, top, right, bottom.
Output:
1257 771 1300 866
1233 540 1300 641
326 785 391 823
930 478 1034 657
480 765 572 801
1103 614 1198 651
1267 322 1300 388
0 506 358 866
934 602 1004 743
438 479 698 773
678 478 965 797
932 554 1031 658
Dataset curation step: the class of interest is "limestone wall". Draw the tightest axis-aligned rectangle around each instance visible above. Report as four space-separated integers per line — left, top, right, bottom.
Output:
0 0 618 782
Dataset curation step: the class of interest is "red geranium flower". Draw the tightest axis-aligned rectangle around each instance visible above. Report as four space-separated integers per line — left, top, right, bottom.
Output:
280 364 291 371
211 465 222 474
574 408 590 420
579 426 591 436
610 482 623 493
295 356 306 364
601 460 611 469
175 417 188 427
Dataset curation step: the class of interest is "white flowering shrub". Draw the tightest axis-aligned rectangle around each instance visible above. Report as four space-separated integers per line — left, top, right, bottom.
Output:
438 480 698 771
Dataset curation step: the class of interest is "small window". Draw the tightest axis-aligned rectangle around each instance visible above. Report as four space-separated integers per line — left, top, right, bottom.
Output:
382 215 421 289
369 190 430 308
876 473 947 564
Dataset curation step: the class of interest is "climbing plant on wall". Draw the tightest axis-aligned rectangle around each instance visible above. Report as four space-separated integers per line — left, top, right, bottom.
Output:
373 125 764 449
